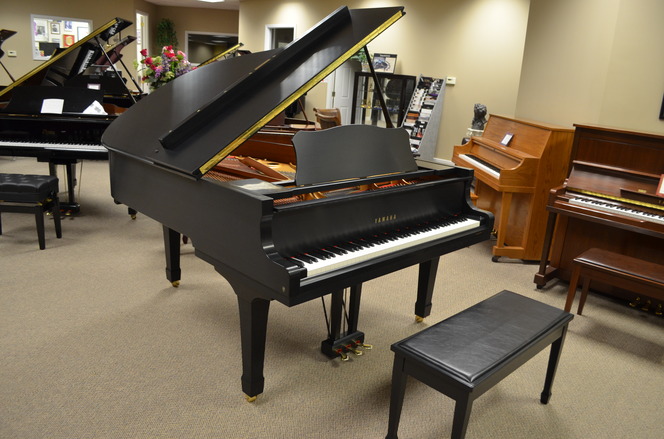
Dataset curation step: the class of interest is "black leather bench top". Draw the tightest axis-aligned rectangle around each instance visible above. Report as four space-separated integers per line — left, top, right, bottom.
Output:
0 173 59 202
392 290 573 385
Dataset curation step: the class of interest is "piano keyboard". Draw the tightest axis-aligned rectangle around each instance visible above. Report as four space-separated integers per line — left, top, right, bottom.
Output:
459 154 500 178
0 139 106 152
570 197 664 225
288 216 480 277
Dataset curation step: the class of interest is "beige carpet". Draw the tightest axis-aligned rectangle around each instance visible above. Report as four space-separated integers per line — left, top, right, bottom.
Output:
1 157 662 439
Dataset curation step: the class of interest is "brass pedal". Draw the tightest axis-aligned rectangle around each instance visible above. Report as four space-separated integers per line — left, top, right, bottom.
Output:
640 299 652 312
629 297 641 308
336 349 349 362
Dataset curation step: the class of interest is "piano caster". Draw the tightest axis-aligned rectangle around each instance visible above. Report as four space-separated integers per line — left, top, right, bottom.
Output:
245 395 257 403
491 255 500 263
171 280 180 288
415 315 424 323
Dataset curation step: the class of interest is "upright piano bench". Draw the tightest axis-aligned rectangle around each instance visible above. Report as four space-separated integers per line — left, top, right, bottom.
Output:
565 248 664 315
0 173 62 250
386 290 573 439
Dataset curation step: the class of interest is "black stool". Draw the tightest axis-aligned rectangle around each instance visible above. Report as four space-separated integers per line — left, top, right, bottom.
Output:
0 173 62 249
386 290 573 439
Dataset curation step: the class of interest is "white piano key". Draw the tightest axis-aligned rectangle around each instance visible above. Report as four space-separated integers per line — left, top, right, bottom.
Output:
459 154 500 179
0 139 106 152
569 197 664 225
294 218 480 278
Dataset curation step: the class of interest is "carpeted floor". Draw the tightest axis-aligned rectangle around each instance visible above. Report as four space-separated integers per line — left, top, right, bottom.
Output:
1 157 663 438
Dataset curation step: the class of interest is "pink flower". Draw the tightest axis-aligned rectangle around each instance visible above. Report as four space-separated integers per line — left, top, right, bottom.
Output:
140 48 148 56
145 56 153 65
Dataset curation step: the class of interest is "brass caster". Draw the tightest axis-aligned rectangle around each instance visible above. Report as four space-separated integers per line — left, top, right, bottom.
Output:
415 315 424 323
131 215 137 220
171 280 180 288
245 395 257 403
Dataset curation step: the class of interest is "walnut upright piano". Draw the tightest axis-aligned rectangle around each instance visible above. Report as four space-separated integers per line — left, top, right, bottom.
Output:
534 124 664 310
453 115 574 261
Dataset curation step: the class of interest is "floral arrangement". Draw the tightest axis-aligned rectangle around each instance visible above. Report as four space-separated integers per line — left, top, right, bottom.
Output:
136 46 196 91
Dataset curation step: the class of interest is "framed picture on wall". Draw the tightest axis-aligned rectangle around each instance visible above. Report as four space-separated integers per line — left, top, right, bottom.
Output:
50 22 60 35
372 53 397 73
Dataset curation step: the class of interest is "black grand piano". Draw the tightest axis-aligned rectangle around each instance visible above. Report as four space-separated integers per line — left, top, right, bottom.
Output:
103 6 494 401
0 17 138 213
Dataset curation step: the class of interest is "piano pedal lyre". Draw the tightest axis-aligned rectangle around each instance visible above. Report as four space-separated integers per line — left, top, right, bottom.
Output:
628 296 641 308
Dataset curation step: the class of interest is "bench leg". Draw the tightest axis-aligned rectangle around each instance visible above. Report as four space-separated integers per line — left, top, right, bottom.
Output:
451 394 473 439
386 355 408 439
34 206 46 250
52 196 62 239
564 264 581 312
540 324 569 404
577 278 591 315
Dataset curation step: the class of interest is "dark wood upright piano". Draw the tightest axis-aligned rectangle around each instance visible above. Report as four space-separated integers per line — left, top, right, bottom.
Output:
534 124 664 308
0 18 138 213
102 6 494 401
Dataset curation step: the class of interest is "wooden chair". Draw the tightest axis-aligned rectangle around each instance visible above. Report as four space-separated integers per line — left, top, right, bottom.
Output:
313 107 342 129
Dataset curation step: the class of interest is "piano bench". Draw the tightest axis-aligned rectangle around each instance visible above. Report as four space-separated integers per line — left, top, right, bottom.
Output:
0 173 62 250
386 290 573 439
565 248 664 315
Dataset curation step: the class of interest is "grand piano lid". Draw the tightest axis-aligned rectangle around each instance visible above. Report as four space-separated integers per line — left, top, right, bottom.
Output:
101 6 406 179
0 17 132 102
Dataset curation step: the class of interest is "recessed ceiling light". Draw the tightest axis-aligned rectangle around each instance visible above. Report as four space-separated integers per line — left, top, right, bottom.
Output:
198 0 225 3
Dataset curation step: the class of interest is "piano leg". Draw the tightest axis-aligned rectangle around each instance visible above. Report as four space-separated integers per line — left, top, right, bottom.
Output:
236 293 270 401
414 258 440 322
48 160 80 214
163 226 181 287
534 211 558 289
320 286 366 359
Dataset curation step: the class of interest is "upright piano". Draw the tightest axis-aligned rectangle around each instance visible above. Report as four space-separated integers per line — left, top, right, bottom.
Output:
0 18 137 213
534 124 664 308
452 114 574 261
102 6 494 400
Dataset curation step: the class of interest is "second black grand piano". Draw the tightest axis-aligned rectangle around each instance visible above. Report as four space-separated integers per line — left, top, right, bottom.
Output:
102 6 493 400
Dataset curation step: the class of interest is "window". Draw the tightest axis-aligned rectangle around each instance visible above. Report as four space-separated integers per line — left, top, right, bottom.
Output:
265 25 294 50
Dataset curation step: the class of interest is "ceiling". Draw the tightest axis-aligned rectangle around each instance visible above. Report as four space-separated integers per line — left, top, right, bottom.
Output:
145 0 240 10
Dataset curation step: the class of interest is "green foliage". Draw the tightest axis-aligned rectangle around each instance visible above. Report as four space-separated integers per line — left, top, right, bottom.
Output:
156 18 178 49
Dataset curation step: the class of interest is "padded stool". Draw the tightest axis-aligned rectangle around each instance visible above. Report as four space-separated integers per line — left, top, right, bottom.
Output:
0 173 62 249
386 290 573 439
